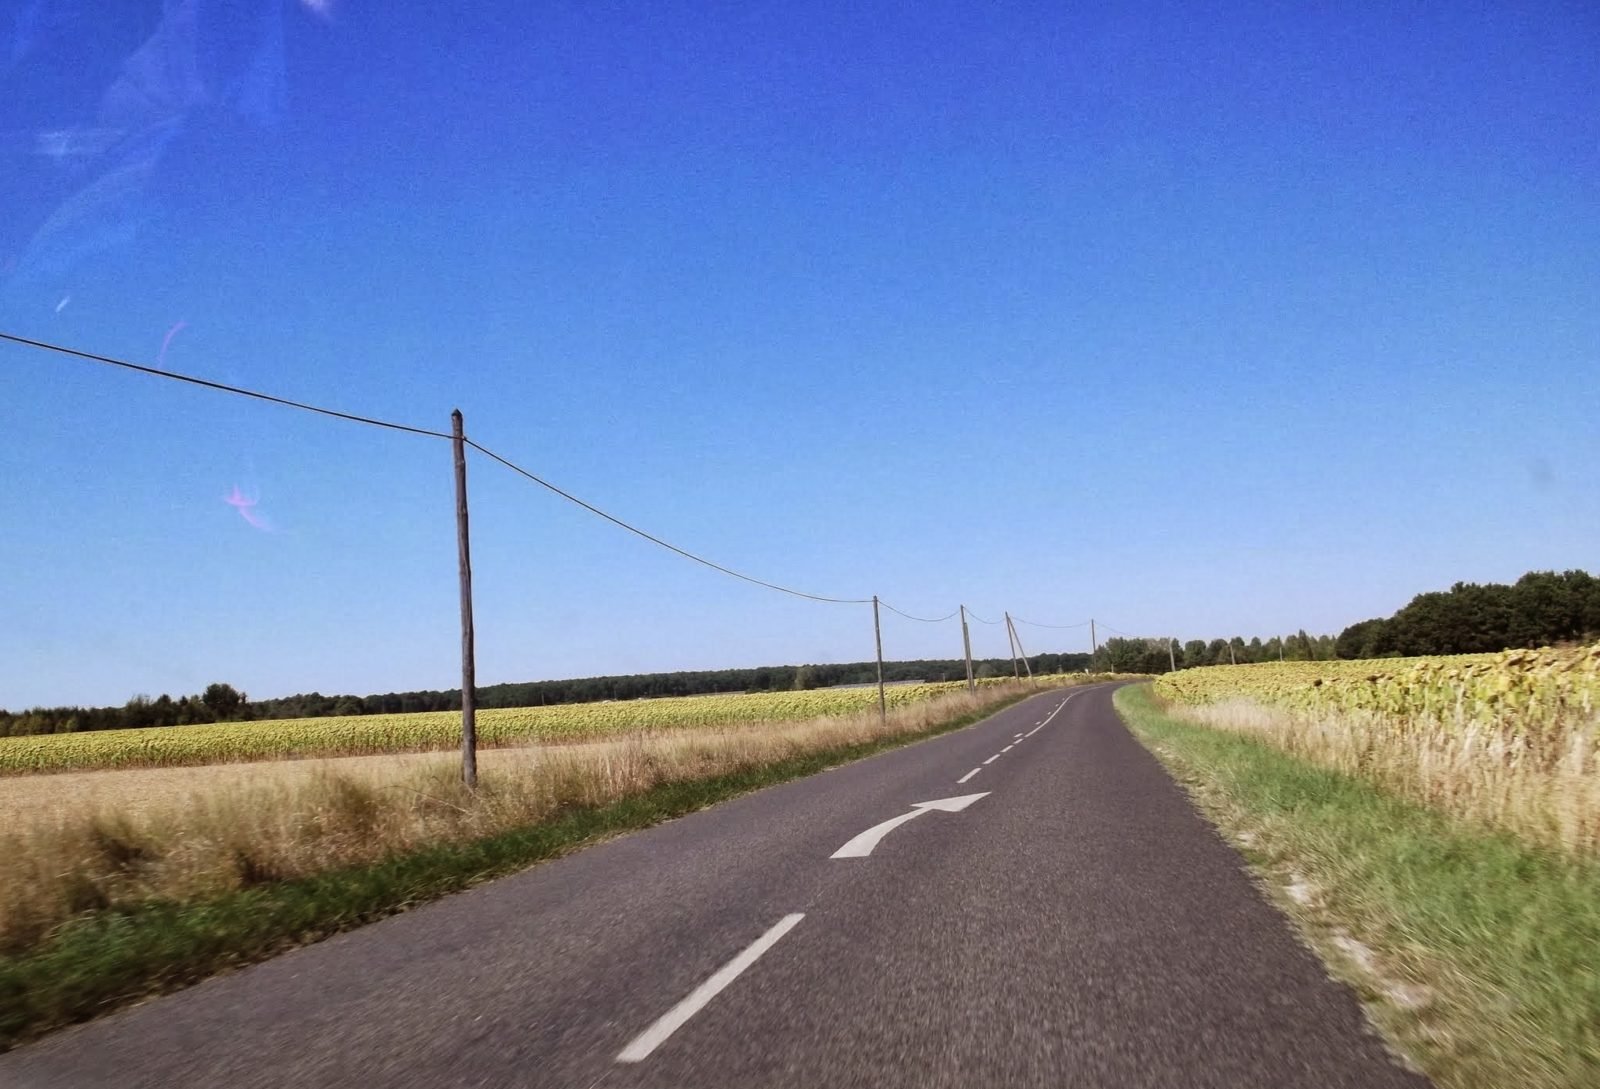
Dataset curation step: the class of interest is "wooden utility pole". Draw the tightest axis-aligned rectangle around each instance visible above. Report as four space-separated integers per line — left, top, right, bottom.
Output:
1004 612 1020 679
959 605 976 694
1008 614 1034 679
872 596 887 724
451 409 478 789
1168 638 1177 673
1229 640 1237 666
1090 618 1099 665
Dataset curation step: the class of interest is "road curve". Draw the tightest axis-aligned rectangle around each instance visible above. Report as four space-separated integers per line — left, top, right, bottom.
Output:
0 684 1429 1088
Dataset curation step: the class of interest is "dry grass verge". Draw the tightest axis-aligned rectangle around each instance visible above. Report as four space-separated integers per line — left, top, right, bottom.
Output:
0 682 1047 958
1174 697 1599 858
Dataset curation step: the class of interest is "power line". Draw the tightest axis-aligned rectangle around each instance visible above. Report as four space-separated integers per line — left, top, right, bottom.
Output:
1 330 453 439
1012 615 1092 630
464 438 873 606
878 600 959 624
965 609 1003 625
4 329 876 607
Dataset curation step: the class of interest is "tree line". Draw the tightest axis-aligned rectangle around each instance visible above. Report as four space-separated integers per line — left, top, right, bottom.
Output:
1093 631 1338 675
7 570 1591 738
0 653 1095 738
1091 568 1599 676
1333 570 1599 659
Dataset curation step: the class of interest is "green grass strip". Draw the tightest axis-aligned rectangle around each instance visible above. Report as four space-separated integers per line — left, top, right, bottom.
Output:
1114 683 1600 1089
0 690 1033 1052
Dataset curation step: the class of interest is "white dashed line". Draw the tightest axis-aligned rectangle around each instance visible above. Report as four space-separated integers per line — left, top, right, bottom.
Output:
1025 692 1080 737
617 914 805 1063
955 687 1090 782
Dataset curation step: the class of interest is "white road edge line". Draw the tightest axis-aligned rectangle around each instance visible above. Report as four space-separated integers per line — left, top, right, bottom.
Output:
1025 691 1081 737
616 913 805 1064
983 754 1001 765
957 768 982 783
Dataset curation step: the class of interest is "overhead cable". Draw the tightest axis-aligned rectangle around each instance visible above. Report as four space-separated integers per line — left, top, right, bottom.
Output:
2 329 877 607
878 600 959 624
1013 616 1092 630
0 330 453 439
465 439 873 605
965 609 1003 625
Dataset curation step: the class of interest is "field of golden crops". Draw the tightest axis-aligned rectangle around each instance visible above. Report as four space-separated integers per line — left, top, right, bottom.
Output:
0 681 996 775
1154 643 1600 855
1156 644 1600 762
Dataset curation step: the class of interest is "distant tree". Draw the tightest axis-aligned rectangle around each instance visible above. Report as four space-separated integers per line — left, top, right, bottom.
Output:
1094 637 1171 674
1335 618 1388 659
202 683 246 721
123 694 154 730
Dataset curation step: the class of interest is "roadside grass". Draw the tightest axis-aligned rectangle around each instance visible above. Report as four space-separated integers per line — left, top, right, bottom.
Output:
0 683 1054 1051
1154 650 1600 860
1115 683 1600 1089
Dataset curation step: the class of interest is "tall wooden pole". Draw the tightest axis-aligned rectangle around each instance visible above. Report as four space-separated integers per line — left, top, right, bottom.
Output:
872 596 886 724
1009 615 1034 679
1003 612 1020 679
451 409 478 789
1090 618 1098 667
1229 640 1237 666
1168 638 1177 673
959 605 976 694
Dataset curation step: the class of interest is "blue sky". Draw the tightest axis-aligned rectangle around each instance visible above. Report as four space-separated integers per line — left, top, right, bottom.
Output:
2 1 1596 708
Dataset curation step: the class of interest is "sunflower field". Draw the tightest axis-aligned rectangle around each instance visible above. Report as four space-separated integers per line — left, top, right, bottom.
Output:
0 680 1001 775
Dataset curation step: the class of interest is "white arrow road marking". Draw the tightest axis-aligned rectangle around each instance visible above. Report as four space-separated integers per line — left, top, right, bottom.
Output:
829 793 990 859
616 913 805 1063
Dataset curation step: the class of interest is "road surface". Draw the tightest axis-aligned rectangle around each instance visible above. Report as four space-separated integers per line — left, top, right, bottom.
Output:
0 684 1428 1088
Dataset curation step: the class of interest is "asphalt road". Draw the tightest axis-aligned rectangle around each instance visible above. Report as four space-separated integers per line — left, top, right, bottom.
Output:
0 684 1429 1088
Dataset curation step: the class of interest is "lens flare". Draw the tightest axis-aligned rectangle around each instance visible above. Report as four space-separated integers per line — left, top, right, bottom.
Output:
158 320 187 364
6 0 322 292
223 484 272 532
